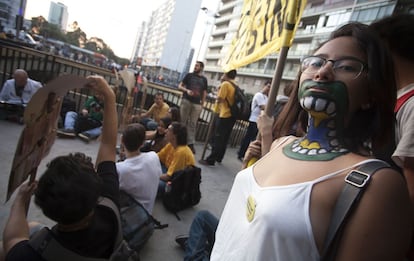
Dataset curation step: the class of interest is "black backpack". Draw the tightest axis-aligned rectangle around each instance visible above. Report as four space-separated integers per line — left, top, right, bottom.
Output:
226 81 250 121
29 197 140 261
162 165 202 219
119 190 168 252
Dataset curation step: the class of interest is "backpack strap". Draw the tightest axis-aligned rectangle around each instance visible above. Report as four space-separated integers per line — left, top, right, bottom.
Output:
29 227 105 261
28 197 123 261
395 89 414 113
225 81 237 107
321 160 390 261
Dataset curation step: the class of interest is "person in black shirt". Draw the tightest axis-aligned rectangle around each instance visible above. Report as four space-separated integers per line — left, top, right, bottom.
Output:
178 61 208 154
2 75 119 260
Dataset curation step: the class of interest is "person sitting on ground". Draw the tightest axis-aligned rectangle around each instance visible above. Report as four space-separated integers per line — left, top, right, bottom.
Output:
0 69 42 105
0 69 42 122
210 23 412 260
57 91 104 142
116 123 162 213
175 210 219 261
140 92 170 130
2 75 121 260
167 106 181 122
141 117 172 153
157 121 195 196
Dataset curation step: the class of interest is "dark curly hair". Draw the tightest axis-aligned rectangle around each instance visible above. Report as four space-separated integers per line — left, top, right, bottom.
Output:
34 153 102 224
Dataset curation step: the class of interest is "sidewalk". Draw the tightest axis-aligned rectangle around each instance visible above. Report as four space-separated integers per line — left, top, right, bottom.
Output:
0 119 242 260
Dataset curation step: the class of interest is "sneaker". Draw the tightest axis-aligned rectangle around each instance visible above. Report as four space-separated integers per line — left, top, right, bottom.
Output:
199 159 215 166
57 128 76 138
175 235 189 250
188 144 196 154
78 132 92 142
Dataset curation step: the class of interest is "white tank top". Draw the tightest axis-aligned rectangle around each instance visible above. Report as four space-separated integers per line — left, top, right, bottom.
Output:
211 151 380 260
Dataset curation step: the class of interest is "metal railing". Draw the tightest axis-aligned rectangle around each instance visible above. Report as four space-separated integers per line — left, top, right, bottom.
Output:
0 41 247 147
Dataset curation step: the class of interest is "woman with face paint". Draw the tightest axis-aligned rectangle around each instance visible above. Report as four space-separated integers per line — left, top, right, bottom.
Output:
210 23 412 261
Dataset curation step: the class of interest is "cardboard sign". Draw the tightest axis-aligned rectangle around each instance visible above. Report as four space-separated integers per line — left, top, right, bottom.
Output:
6 75 88 201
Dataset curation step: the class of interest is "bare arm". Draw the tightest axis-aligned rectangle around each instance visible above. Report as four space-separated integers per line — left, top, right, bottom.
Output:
201 89 207 106
160 173 171 181
335 168 412 260
257 113 274 156
3 181 38 254
84 76 117 165
402 157 414 223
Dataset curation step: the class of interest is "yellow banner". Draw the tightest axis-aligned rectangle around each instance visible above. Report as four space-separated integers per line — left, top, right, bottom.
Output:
223 0 307 71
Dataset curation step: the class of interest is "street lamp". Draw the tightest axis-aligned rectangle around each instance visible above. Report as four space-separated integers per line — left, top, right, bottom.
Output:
196 7 220 61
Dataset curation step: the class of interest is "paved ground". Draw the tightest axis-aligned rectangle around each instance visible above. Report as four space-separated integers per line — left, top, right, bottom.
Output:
0 119 243 260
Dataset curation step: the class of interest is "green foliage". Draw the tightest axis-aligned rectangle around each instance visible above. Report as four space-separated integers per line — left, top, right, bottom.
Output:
29 16 128 65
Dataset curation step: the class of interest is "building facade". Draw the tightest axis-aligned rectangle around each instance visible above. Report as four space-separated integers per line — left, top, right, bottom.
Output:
139 0 202 85
0 0 24 30
203 0 414 94
48 1 68 31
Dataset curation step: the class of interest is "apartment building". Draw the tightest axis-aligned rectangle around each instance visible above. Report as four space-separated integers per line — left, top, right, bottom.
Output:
48 2 68 32
140 0 202 83
203 0 414 94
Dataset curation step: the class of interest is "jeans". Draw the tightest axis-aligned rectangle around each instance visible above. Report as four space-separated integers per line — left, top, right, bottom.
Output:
184 210 219 261
180 98 202 145
64 111 102 139
140 117 158 130
206 117 236 164
238 121 258 159
157 163 168 197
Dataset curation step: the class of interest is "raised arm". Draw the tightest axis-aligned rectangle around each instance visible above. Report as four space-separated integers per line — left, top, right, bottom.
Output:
84 76 117 165
3 181 38 254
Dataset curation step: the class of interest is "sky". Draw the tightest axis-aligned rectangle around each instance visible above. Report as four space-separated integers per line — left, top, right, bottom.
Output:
25 0 221 59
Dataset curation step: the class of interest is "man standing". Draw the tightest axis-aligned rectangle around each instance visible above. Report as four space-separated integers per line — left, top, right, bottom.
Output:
199 70 237 166
178 61 208 154
237 80 271 161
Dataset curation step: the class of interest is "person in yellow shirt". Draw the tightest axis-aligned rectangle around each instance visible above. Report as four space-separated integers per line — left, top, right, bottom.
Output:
200 70 237 166
140 92 170 130
157 121 195 196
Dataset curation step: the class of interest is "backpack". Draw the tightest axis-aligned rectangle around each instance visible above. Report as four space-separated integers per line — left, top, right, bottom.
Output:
119 190 168 251
162 165 202 219
29 197 140 261
226 81 250 121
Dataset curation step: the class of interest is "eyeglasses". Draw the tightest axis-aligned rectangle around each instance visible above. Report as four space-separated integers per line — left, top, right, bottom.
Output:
301 56 367 79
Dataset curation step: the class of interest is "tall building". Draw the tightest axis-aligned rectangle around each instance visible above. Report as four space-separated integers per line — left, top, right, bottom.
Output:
140 0 202 83
48 2 68 31
203 0 414 94
130 21 146 68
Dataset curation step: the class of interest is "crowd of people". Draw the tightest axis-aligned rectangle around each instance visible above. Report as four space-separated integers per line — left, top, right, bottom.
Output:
1 13 414 261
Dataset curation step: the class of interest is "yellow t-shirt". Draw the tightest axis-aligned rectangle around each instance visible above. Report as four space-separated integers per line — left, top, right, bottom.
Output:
157 143 195 176
218 80 236 118
147 102 170 122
